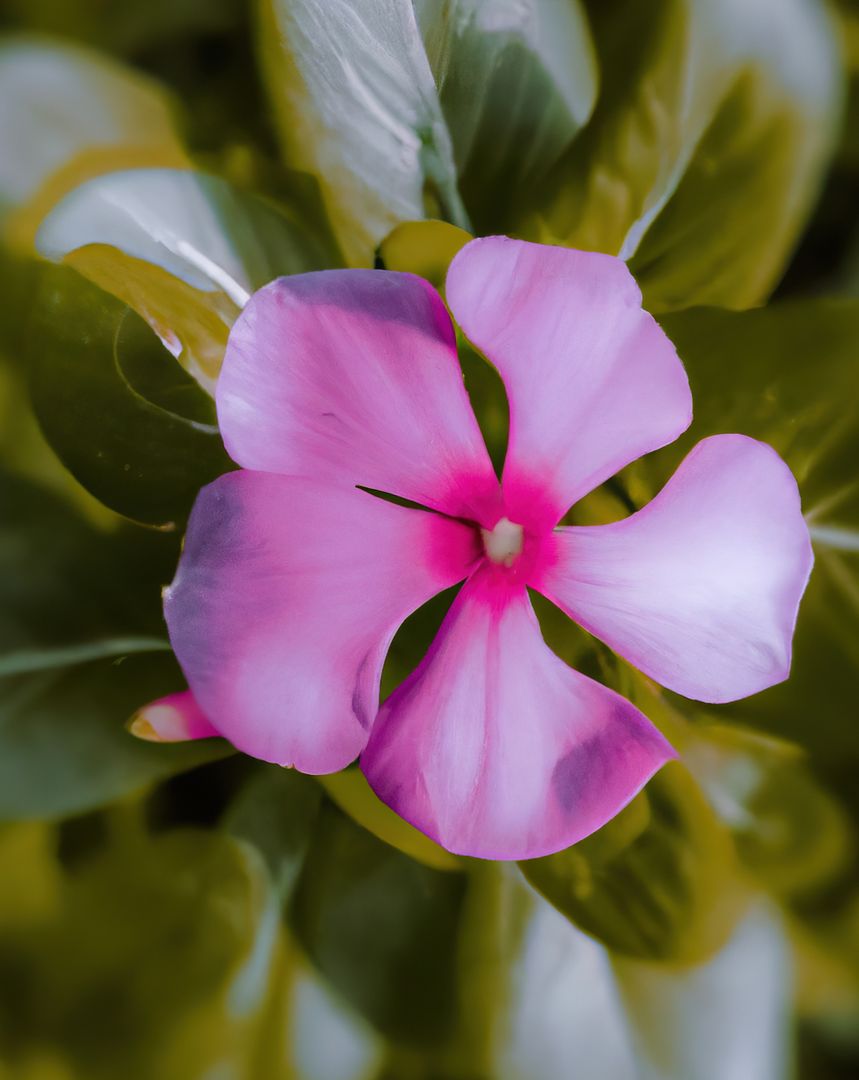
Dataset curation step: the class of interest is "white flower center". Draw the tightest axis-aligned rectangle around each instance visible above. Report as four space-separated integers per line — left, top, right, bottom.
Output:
481 517 524 567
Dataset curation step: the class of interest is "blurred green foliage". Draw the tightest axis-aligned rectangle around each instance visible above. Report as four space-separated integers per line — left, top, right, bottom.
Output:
1 0 858 1078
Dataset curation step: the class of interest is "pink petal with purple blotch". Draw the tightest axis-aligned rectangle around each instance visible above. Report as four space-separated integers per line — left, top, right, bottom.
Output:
361 570 674 860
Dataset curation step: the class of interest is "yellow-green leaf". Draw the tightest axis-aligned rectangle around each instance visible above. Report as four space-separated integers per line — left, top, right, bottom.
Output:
377 218 471 291
520 0 841 311
320 768 460 872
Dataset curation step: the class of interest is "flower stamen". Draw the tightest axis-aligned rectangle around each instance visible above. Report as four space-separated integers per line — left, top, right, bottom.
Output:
481 516 524 567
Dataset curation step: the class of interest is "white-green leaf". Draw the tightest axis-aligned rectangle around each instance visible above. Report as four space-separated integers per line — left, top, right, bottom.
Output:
614 903 792 1080
0 37 187 252
258 0 597 264
496 895 637 1079
36 167 338 391
259 0 463 266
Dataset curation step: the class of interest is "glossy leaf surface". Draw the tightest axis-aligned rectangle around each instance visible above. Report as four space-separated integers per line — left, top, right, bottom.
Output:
29 266 234 525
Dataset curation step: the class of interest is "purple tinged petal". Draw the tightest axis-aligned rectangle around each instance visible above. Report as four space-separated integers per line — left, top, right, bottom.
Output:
361 573 674 860
445 236 692 527
164 471 480 772
537 435 814 704
217 270 501 525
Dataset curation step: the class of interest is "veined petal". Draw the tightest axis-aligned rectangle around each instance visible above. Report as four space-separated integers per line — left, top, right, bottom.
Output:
217 270 501 524
538 435 814 704
445 236 692 527
361 573 673 859
164 471 479 772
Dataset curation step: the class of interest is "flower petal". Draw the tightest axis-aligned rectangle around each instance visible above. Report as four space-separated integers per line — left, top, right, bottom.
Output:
445 236 692 527
361 573 673 859
164 471 479 772
129 690 219 743
217 270 500 524
538 435 814 704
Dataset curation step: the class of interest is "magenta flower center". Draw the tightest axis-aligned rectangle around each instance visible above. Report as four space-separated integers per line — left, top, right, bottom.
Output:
480 516 524 567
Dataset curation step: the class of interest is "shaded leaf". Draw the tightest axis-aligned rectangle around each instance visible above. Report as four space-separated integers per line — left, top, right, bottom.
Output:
0 468 228 820
684 723 853 900
36 167 340 390
414 0 597 231
2 0 244 55
0 654 229 822
290 799 467 1046
0 638 169 678
29 265 234 526
521 762 745 964
520 0 841 310
640 300 859 771
225 764 324 898
0 826 284 1080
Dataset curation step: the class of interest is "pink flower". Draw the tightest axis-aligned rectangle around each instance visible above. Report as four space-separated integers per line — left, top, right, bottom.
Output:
160 237 813 860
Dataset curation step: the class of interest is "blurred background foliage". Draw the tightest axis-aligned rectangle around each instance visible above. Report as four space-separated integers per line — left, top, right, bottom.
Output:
0 0 858 1077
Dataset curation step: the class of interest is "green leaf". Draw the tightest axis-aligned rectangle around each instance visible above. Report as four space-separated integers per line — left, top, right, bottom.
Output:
0 638 169 678
414 0 597 231
225 764 323 898
258 0 597 264
521 762 746 964
520 0 841 310
3 0 245 55
29 265 234 526
290 798 467 1046
641 300 859 772
0 37 187 253
0 655 229 822
0 468 228 821
319 767 461 872
0 826 284 1080
36 167 340 391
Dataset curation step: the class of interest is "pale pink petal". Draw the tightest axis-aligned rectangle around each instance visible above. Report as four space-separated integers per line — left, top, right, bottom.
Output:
538 435 814 704
445 237 692 527
128 690 219 743
164 471 479 772
217 271 501 524
361 573 673 860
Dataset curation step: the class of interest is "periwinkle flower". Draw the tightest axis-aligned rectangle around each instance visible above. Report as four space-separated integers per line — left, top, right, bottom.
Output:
158 237 812 859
